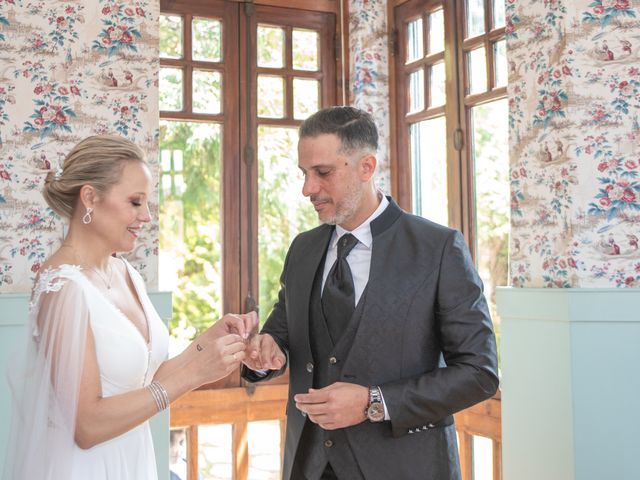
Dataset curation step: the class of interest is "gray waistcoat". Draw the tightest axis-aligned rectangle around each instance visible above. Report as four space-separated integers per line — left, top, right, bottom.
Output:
293 262 366 480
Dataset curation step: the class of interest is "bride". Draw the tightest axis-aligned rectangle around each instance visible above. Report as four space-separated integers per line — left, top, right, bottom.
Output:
2 135 256 479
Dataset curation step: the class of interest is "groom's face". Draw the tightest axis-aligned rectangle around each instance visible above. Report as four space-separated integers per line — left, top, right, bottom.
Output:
298 134 364 228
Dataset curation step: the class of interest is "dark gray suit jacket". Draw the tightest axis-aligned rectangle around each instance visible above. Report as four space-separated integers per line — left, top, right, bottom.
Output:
243 197 499 480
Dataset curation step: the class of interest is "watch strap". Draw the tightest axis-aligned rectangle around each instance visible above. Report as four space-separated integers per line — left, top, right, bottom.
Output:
369 386 382 406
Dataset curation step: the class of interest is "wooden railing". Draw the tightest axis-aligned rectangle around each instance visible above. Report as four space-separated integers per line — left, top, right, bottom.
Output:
170 384 288 479
455 392 502 480
171 386 501 479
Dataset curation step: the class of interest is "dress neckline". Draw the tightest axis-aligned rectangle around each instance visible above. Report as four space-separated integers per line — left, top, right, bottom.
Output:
44 260 152 347
99 258 152 346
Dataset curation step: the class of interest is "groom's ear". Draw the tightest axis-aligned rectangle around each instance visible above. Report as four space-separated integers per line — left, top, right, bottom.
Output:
358 153 377 181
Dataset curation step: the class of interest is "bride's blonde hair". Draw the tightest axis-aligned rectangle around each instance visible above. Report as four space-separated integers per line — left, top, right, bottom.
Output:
43 135 146 218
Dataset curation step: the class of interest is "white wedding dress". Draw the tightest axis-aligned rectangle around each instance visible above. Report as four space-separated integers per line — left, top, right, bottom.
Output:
2 259 169 480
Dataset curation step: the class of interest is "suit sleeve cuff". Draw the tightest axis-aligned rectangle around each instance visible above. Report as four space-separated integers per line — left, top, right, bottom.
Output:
379 387 391 421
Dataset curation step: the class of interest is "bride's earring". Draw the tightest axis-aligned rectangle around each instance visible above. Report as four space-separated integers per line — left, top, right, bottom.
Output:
82 207 93 225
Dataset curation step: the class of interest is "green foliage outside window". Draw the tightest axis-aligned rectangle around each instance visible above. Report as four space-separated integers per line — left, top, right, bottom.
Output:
472 100 510 363
257 127 317 325
160 121 222 339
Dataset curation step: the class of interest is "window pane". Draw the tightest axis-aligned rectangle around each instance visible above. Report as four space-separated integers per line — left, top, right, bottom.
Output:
292 29 319 71
193 70 221 114
160 15 182 59
257 75 284 118
471 99 509 340
258 126 316 324
406 17 424 62
493 0 506 28
159 121 222 342
192 17 221 62
248 420 282 479
408 68 425 113
257 25 284 68
293 78 319 120
428 9 444 54
466 0 485 37
159 68 183 111
198 424 232 479
410 116 448 225
494 40 507 88
468 47 487 94
430 62 446 107
472 435 494 480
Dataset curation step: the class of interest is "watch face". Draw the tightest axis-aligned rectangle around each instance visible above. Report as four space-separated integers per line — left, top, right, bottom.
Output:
367 403 385 422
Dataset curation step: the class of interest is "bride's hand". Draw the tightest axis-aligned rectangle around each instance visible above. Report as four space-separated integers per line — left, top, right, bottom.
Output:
182 312 259 386
188 328 247 385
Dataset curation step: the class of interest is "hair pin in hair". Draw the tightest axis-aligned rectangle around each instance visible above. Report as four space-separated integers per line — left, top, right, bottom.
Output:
54 167 63 180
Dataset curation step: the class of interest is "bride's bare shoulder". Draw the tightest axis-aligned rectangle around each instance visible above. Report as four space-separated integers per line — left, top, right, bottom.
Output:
40 249 80 272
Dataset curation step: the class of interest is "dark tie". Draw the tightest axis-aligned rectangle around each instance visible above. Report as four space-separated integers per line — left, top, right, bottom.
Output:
322 233 359 343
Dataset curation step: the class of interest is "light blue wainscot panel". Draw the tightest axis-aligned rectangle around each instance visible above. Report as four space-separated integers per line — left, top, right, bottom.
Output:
0 291 172 480
497 287 640 480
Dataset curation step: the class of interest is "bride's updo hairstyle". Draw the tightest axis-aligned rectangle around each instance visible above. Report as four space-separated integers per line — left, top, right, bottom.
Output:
43 135 146 219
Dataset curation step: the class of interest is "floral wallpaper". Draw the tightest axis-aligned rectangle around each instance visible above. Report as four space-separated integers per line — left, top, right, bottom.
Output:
0 0 160 293
508 0 640 288
349 0 391 194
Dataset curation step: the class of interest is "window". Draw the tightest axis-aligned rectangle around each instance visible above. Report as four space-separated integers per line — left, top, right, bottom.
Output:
159 2 240 369
159 1 340 476
251 7 337 326
394 0 508 327
159 0 338 339
393 1 507 477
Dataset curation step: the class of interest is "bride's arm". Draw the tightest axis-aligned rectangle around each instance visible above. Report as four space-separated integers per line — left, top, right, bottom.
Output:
35 276 257 449
74 318 248 449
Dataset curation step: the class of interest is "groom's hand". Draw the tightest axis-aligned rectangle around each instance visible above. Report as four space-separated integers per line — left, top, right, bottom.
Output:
294 382 369 430
243 334 286 371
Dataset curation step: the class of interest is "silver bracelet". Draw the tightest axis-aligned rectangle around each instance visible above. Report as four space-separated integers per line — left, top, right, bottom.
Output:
147 382 163 412
148 380 170 412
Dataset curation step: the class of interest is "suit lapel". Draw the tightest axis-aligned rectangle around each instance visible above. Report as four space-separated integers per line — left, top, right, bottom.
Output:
367 197 403 287
289 225 333 350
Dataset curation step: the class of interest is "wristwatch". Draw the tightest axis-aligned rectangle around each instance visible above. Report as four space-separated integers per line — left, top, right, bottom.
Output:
365 386 385 422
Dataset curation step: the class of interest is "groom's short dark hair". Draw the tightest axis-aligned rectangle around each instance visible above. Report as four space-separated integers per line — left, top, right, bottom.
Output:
299 106 378 155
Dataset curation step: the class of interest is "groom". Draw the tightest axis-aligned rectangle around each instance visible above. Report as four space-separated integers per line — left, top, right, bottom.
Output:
242 106 498 480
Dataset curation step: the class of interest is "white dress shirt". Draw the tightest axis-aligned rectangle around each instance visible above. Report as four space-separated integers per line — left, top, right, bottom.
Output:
321 195 389 303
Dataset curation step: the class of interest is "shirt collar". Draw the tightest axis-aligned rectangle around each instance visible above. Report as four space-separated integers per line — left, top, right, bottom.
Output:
333 193 389 250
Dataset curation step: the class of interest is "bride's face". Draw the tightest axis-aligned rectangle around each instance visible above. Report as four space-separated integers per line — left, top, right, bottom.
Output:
93 161 152 253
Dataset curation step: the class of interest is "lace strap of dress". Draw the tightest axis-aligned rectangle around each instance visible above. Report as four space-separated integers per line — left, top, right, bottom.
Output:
29 264 83 337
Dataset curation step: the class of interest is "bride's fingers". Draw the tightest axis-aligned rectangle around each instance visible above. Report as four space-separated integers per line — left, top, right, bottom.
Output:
226 341 248 355
218 334 244 346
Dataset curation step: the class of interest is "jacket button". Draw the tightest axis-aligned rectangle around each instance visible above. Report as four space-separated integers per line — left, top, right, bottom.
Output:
329 356 337 365
324 440 333 448
306 362 314 373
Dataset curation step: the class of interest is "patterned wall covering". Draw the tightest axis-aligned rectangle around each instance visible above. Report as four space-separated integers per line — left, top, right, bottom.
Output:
349 0 391 193
0 0 160 293
508 0 640 288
